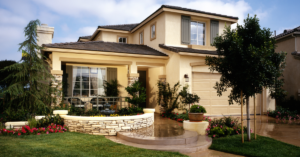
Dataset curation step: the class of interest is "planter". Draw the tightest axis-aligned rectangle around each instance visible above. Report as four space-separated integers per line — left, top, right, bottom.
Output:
53 110 68 116
188 113 204 122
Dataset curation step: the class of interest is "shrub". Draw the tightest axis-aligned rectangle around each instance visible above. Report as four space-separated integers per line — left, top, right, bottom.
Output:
37 115 64 128
28 117 37 128
125 81 146 107
190 104 206 113
179 85 200 108
118 107 143 115
157 81 181 113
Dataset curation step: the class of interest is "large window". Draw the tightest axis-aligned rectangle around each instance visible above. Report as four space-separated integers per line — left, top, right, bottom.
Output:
72 66 106 97
150 22 156 40
190 21 205 45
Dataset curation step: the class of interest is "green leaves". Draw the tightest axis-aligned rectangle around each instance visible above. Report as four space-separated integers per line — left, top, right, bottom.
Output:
206 15 286 105
125 81 146 107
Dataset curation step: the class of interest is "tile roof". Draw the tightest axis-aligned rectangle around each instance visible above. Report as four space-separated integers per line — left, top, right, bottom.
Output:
275 26 300 39
162 5 238 20
79 35 92 39
98 23 140 31
43 41 168 57
159 44 217 55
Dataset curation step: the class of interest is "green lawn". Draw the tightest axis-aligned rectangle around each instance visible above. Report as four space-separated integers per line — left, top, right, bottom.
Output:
0 132 186 157
210 133 300 157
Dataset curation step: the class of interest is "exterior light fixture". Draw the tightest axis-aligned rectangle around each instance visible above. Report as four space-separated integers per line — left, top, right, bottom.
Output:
184 74 189 82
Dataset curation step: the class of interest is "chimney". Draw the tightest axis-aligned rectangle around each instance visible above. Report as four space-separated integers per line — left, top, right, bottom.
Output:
36 23 54 46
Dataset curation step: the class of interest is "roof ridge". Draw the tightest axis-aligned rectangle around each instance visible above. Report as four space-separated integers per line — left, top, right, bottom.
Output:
43 41 147 47
98 23 139 27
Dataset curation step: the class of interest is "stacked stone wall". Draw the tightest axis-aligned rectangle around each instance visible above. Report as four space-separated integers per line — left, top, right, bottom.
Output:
64 117 153 136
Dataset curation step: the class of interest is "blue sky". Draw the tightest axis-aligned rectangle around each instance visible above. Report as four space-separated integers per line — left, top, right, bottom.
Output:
0 0 299 61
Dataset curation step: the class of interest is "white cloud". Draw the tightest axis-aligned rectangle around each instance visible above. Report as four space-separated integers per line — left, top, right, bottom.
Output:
77 26 96 36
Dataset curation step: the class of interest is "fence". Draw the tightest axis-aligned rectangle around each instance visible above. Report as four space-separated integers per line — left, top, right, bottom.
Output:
63 96 131 110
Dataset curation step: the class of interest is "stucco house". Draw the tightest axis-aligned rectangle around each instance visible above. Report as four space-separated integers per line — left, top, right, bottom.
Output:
37 5 274 115
275 27 300 100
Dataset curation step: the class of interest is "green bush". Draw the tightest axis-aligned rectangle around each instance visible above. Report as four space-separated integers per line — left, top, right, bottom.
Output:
190 104 206 113
125 81 146 107
28 117 37 128
118 106 143 115
37 115 64 128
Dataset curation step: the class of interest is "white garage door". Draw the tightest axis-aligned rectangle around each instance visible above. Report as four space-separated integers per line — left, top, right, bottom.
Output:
192 72 259 115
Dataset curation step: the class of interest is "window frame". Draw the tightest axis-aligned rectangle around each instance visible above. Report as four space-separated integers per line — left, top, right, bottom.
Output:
150 22 156 41
190 21 206 46
139 30 144 45
72 66 107 97
117 35 128 43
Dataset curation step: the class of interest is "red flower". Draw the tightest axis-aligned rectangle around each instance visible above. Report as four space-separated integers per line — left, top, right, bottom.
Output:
18 133 21 136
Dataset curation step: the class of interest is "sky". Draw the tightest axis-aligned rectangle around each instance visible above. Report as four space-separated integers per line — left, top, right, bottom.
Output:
0 0 300 61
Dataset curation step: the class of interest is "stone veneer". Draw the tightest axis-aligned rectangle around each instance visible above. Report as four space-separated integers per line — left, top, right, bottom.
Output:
58 109 155 136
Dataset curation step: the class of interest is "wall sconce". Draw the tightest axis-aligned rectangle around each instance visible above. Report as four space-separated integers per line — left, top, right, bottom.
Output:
184 74 189 82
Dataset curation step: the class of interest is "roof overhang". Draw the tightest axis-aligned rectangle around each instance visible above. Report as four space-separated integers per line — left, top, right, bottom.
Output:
43 47 169 59
178 52 217 57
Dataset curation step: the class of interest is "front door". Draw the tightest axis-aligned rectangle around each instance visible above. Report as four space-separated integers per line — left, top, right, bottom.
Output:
138 71 147 108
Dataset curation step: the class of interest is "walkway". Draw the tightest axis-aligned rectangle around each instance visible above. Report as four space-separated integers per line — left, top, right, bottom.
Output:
106 114 300 157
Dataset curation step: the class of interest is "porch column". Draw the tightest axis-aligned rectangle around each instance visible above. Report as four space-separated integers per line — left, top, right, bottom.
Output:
128 61 139 85
51 70 63 107
158 66 166 82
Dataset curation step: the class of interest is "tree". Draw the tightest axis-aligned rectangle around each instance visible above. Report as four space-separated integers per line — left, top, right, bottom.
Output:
1 19 57 116
205 15 286 141
0 60 17 91
125 81 146 107
157 81 181 113
179 85 200 109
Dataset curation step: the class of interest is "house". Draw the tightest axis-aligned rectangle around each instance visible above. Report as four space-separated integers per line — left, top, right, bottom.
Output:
37 5 274 115
275 27 300 100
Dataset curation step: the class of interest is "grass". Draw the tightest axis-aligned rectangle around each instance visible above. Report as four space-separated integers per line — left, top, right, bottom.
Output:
210 133 300 157
0 132 186 157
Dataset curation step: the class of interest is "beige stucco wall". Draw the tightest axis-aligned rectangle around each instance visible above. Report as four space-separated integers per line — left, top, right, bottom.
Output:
101 31 132 44
147 67 161 112
276 36 300 99
132 12 166 50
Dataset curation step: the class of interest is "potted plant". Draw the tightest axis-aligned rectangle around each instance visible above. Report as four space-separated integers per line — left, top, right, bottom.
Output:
189 104 206 122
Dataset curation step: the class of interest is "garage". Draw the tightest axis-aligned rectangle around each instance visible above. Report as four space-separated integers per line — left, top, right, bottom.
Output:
192 72 259 116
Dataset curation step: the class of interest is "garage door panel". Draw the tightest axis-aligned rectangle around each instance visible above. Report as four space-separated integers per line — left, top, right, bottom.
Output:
199 100 211 106
211 100 230 106
210 106 229 115
193 82 211 89
192 72 260 115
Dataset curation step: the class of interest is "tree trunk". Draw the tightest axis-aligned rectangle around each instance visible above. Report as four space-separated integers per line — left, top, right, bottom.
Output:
246 97 251 141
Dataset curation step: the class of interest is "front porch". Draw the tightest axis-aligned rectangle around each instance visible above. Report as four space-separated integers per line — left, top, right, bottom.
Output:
46 47 168 111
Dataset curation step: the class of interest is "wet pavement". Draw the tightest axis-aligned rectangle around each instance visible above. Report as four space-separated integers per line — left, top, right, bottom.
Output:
107 114 300 157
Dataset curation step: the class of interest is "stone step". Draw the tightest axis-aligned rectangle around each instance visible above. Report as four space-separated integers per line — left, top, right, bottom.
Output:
106 134 212 154
117 130 199 145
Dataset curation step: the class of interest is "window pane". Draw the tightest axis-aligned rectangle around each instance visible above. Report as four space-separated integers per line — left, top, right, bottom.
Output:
190 21 205 46
90 90 98 96
82 90 89 97
74 82 80 89
123 38 127 43
151 25 155 38
119 37 123 43
191 40 197 45
73 67 81 81
73 90 80 97
82 82 89 89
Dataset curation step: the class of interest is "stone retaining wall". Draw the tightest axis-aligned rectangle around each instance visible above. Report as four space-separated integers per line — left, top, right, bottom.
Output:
64 117 153 135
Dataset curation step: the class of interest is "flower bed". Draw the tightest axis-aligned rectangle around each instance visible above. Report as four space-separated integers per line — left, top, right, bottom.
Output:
160 112 248 138
0 123 67 136
61 108 155 136
268 107 300 124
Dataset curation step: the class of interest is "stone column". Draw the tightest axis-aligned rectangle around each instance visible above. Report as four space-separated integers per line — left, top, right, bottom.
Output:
51 70 63 107
127 73 139 86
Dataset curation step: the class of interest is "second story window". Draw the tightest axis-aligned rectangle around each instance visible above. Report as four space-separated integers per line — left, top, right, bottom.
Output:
150 22 156 40
118 37 127 43
139 31 144 44
191 21 205 45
